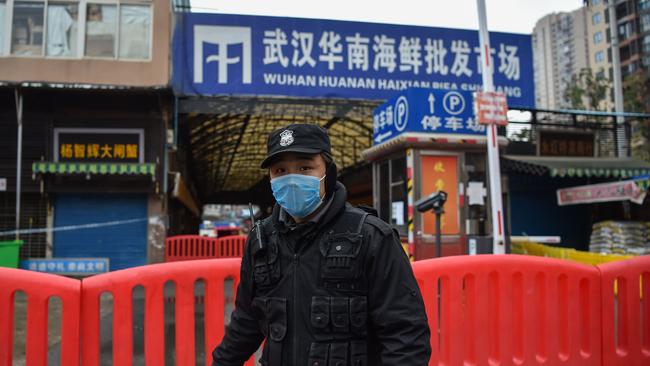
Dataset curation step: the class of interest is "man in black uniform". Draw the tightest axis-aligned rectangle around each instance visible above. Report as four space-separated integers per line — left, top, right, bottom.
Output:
212 123 431 366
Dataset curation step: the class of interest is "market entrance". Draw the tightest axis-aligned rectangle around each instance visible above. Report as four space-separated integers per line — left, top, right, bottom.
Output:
173 96 378 217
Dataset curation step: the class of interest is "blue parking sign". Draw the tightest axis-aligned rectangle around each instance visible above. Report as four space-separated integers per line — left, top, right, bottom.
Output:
373 88 486 144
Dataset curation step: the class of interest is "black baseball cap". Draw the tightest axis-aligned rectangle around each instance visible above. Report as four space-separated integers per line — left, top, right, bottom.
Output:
260 123 332 168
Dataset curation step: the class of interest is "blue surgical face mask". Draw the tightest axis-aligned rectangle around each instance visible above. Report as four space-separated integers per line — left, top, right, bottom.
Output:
270 174 325 218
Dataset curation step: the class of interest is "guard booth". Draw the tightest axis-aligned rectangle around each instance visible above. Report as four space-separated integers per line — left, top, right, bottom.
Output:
363 88 508 260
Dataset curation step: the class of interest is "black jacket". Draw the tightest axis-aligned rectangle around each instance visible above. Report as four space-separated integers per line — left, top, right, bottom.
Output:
212 183 431 366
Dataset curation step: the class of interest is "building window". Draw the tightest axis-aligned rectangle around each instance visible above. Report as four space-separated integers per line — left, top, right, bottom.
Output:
0 1 5 53
85 3 117 58
643 35 650 53
592 12 601 25
593 31 603 44
376 155 407 235
644 55 650 67
11 0 45 56
2 0 152 60
642 14 650 33
118 4 151 60
641 0 650 11
46 2 78 57
595 50 605 63
618 22 634 41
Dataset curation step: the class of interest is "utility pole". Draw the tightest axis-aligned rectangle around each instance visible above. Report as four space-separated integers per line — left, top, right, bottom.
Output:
476 0 506 254
15 89 23 240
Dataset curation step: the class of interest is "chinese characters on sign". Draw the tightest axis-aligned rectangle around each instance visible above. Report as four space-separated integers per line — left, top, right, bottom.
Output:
539 132 594 157
60 143 139 160
55 129 144 163
557 180 646 206
373 88 486 144
174 13 534 103
21 258 110 274
421 156 459 235
475 91 508 126
258 30 521 79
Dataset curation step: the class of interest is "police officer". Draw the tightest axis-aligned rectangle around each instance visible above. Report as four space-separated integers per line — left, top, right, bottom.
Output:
212 123 431 366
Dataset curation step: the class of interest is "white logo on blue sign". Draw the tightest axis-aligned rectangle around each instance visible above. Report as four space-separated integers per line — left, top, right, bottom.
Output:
194 25 252 84
394 96 409 132
442 91 465 115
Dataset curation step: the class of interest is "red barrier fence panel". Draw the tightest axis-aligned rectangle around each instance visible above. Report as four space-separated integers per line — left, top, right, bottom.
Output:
165 235 247 262
165 235 219 262
0 267 80 366
216 235 247 258
598 255 650 366
80 258 255 366
412 254 602 366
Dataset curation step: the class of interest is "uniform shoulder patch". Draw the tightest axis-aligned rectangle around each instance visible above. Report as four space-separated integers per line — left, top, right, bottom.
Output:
363 215 393 237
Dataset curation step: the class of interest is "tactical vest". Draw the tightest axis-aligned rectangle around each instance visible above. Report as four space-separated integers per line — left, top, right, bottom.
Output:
249 207 371 366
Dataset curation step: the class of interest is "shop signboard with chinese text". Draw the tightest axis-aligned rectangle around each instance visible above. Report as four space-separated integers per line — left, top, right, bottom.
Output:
539 131 594 157
421 155 459 235
557 180 646 205
21 258 109 275
173 13 534 104
54 128 144 163
475 91 508 125
373 88 486 144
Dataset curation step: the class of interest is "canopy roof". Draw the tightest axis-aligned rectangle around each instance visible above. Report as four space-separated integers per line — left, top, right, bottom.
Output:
503 155 650 179
181 96 378 200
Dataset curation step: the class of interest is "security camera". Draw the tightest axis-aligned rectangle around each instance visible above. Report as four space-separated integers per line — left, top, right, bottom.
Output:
415 191 448 212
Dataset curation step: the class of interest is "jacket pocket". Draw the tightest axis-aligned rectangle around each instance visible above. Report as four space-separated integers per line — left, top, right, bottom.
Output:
250 296 287 341
251 297 269 337
319 234 363 281
330 297 350 333
349 297 367 337
267 297 287 342
349 340 367 366
328 342 348 366
310 296 330 330
251 236 281 289
307 342 329 366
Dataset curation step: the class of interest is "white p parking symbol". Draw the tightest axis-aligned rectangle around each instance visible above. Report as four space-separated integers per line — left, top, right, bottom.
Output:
442 91 465 115
394 96 409 131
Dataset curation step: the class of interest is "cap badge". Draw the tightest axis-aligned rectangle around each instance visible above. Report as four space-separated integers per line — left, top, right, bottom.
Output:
279 130 294 147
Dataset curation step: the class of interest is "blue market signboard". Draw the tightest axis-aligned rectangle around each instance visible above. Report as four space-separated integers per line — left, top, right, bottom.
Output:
373 88 485 144
173 13 534 106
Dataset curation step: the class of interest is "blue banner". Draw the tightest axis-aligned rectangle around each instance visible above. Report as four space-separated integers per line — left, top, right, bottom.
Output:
373 88 484 144
21 258 109 274
172 13 534 106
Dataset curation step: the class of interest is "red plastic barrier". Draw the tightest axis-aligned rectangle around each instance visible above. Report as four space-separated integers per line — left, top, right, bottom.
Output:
165 235 247 262
412 255 602 366
0 267 80 366
216 235 246 258
598 255 650 366
80 258 255 366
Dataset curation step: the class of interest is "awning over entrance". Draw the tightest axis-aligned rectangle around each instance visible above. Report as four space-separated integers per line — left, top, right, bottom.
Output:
180 96 377 201
32 162 156 179
503 155 650 178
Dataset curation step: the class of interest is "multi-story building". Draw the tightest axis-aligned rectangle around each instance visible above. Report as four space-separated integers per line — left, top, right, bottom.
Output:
0 0 178 271
586 0 615 111
533 7 590 109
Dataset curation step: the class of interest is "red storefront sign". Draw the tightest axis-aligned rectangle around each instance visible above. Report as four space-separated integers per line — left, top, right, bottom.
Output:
475 91 508 126
557 180 646 206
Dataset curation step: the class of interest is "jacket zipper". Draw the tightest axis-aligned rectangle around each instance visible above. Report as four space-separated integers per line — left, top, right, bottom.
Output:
292 252 299 365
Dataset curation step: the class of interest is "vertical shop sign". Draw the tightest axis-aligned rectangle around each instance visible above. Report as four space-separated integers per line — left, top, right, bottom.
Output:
420 155 459 235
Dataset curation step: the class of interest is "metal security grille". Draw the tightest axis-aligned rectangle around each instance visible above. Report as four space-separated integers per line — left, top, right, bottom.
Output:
506 107 649 159
0 192 48 259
